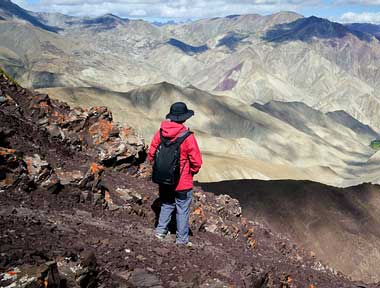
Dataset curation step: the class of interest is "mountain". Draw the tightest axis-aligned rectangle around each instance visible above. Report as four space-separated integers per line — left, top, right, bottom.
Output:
40 83 380 188
76 14 129 31
1 68 370 288
263 16 373 42
2 1 380 184
162 11 303 45
253 101 379 141
326 110 379 140
152 20 177 27
346 23 380 40
200 179 380 282
0 0 60 32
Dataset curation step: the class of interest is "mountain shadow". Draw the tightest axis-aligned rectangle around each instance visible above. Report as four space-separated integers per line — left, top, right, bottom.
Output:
198 179 380 282
167 38 208 54
80 14 129 30
345 23 380 41
217 32 248 51
326 110 380 140
262 16 373 43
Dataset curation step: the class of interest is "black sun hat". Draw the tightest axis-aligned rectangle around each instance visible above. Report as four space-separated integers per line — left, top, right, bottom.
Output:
166 102 194 122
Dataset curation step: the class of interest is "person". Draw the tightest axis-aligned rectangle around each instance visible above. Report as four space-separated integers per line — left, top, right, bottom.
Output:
148 102 202 246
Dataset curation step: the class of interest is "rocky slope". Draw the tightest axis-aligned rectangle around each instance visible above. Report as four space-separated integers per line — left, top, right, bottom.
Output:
0 66 375 288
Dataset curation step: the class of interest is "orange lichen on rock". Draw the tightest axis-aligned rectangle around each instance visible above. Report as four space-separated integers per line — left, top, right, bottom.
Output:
120 127 132 140
231 224 240 239
243 227 254 238
51 111 67 124
104 191 113 205
25 158 33 174
39 101 49 108
242 223 256 249
89 119 114 144
90 162 104 175
192 207 205 217
247 238 256 249
309 285 316 288
287 276 293 283
0 147 16 156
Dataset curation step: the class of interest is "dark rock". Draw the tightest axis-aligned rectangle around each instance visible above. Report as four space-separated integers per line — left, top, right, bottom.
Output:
75 251 98 288
128 268 163 288
2 262 67 288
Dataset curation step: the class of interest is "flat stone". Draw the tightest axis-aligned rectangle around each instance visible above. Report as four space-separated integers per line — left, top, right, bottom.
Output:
128 268 163 288
56 169 84 185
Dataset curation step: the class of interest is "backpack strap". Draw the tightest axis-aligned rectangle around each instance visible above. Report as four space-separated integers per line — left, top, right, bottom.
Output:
160 129 192 146
173 130 192 145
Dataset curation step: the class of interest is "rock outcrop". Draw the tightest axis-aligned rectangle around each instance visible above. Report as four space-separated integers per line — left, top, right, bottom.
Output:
0 71 147 201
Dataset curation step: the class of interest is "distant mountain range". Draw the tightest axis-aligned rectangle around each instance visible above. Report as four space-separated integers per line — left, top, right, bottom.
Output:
40 82 380 187
0 0 60 32
2 0 380 186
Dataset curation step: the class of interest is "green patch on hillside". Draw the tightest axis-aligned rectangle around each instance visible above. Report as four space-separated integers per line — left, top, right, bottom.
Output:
0 66 19 86
370 140 380 150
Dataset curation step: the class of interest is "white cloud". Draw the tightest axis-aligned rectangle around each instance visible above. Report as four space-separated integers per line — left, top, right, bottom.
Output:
130 9 147 16
340 11 380 23
336 0 380 5
19 0 318 19
12 0 30 7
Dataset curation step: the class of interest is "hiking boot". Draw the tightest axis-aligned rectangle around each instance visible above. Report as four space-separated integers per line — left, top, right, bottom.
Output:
176 241 193 248
155 233 166 240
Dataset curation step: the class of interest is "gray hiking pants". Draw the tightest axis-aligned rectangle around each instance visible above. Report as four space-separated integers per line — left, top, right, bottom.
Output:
156 188 193 244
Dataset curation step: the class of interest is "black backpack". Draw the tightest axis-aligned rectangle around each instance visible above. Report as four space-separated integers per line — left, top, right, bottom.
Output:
152 129 192 186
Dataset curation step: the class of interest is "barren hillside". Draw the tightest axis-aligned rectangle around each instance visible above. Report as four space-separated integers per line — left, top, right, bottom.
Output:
41 83 380 187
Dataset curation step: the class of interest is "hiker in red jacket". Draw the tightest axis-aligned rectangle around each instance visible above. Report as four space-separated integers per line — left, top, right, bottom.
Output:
148 102 202 246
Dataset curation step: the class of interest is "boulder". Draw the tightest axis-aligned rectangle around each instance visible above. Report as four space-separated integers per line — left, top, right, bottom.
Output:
0 147 28 189
0 262 66 288
25 154 62 193
127 268 163 288
56 169 84 186
25 154 50 182
115 187 143 205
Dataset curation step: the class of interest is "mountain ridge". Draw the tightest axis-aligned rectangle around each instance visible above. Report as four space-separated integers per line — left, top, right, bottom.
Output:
0 0 60 32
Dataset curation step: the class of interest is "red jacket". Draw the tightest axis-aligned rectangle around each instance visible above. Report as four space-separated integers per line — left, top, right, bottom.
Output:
148 121 202 191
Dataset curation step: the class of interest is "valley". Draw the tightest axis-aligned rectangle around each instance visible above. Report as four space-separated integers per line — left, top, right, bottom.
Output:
1 0 380 186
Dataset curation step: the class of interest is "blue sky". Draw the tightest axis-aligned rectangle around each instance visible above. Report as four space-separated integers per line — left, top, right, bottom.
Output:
14 0 380 23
